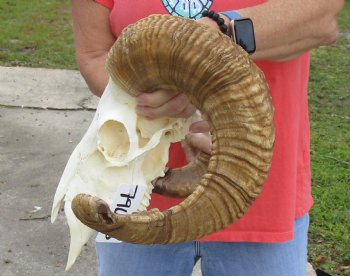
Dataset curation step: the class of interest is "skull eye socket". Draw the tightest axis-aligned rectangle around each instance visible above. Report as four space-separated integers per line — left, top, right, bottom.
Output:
98 120 130 160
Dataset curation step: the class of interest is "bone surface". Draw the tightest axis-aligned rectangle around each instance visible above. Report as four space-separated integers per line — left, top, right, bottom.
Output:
51 78 197 269
71 15 275 245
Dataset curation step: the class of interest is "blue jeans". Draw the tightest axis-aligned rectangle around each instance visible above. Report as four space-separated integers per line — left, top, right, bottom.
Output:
96 214 309 276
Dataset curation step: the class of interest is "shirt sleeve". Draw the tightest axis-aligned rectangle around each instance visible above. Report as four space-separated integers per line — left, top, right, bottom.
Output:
95 0 113 10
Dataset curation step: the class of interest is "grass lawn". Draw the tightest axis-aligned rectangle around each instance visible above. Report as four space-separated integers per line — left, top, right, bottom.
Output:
308 2 350 275
1 1 349 275
0 0 75 69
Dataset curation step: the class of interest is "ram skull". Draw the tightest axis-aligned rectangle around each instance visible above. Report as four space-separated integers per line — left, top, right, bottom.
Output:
52 14 275 270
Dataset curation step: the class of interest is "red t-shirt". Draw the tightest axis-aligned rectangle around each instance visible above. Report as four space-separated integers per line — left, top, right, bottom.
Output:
95 0 313 242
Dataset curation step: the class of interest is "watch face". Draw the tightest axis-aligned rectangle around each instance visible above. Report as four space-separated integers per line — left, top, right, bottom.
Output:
234 18 256 54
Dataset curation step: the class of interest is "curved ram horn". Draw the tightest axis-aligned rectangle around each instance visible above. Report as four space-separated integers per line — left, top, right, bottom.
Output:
71 14 275 244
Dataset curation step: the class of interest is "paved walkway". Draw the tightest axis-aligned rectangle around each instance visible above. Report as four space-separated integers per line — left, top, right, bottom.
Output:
0 67 99 276
0 66 315 275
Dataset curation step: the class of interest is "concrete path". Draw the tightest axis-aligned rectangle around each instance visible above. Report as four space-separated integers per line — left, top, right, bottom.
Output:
0 67 99 276
0 66 315 276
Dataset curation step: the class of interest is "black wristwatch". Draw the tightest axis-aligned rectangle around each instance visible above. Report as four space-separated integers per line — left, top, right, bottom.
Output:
221 11 256 54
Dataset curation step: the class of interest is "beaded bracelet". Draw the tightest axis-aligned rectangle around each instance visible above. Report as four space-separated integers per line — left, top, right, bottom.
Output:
201 10 230 37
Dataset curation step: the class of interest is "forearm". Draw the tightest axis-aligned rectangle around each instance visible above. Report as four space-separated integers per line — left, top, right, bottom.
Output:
72 0 115 97
76 53 109 97
235 0 344 61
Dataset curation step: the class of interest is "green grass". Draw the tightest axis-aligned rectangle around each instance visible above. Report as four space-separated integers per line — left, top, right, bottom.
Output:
0 0 75 69
308 2 350 274
0 0 349 274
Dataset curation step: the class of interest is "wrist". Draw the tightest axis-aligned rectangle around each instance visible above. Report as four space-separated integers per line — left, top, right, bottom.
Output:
201 10 230 36
221 10 256 54
201 9 256 54
220 11 242 21
219 14 232 27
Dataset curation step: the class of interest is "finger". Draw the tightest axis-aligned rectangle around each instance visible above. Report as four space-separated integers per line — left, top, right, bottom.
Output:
177 104 197 118
181 140 197 162
186 133 212 155
137 93 195 119
190 120 210 133
136 90 180 108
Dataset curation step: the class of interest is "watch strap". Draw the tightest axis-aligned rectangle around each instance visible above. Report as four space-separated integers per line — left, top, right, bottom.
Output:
220 11 242 21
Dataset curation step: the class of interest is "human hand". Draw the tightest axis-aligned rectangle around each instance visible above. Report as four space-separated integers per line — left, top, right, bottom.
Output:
182 133 211 162
136 90 196 120
135 13 232 120
134 16 221 156
182 120 211 161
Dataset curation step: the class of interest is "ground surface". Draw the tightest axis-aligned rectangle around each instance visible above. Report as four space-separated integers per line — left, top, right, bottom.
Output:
0 66 318 275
